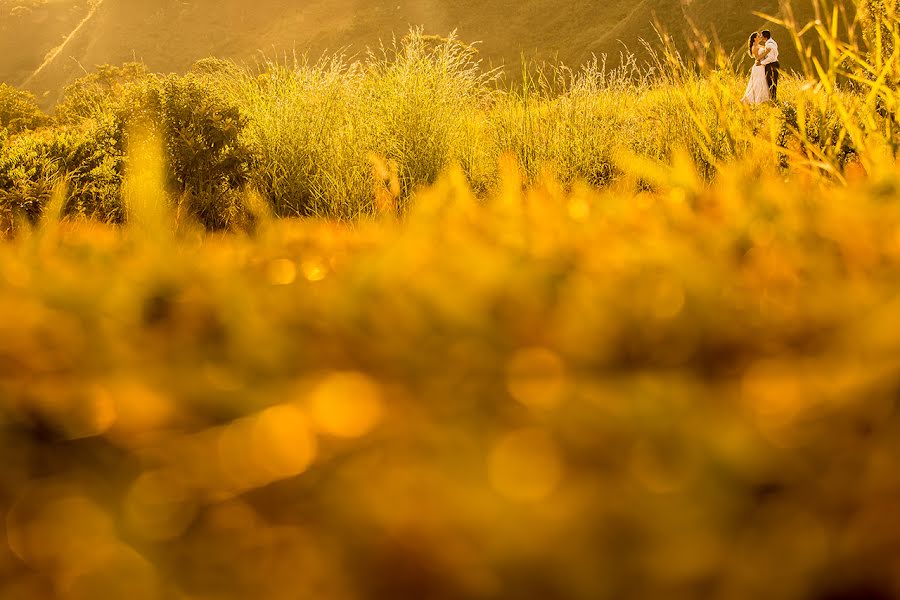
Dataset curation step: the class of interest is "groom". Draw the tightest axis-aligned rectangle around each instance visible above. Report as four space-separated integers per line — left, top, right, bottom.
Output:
757 30 780 101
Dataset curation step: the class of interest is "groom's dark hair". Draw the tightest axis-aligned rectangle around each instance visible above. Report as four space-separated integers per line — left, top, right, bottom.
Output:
761 30 772 39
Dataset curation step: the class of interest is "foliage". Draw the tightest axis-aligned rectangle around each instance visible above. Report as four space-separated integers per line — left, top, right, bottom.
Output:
0 122 123 234
0 83 48 135
236 56 372 218
154 74 256 230
3 68 256 231
860 0 900 58
55 62 152 125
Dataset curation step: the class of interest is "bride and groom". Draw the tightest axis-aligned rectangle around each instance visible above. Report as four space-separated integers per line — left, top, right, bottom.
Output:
742 30 780 104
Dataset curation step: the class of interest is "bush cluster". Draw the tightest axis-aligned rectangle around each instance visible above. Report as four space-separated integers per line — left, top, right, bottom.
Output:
0 83 48 135
1 64 256 232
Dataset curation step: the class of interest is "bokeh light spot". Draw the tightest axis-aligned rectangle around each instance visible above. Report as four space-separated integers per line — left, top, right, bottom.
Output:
506 347 568 409
568 197 590 221
489 428 563 502
309 372 384 438
63 542 160 600
217 417 263 492
267 259 297 285
57 386 118 440
301 257 329 282
124 470 197 542
103 382 174 443
7 489 116 571
741 360 813 442
252 403 318 479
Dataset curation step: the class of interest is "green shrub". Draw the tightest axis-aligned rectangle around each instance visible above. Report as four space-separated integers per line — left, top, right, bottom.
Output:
2 76 143 232
190 57 246 80
0 123 124 231
2 69 257 233
0 83 48 135
55 63 151 125
155 74 256 230
0 131 58 229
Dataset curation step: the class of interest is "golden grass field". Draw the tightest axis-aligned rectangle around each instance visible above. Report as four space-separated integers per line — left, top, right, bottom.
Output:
2 1 900 598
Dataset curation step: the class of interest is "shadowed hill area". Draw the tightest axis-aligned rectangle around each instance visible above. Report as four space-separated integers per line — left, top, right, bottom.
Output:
5 0 804 105
0 0 93 85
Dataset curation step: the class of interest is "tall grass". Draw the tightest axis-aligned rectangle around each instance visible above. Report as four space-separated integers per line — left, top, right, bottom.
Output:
235 55 371 219
233 32 495 218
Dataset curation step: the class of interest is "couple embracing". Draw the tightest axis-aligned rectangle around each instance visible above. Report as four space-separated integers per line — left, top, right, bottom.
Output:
742 30 780 105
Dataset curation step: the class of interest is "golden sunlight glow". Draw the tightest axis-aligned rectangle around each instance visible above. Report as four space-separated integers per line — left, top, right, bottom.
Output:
267 258 297 285
251 403 318 479
309 372 384 438
7 488 116 571
123 125 170 233
301 257 329 282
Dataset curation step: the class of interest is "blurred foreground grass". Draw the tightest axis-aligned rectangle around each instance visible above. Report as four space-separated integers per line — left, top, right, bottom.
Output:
2 146 900 599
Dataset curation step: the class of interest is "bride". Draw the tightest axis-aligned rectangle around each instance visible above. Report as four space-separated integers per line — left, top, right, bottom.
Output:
742 32 771 105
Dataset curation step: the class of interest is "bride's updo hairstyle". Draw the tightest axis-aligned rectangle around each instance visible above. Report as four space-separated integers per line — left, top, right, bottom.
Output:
749 32 759 57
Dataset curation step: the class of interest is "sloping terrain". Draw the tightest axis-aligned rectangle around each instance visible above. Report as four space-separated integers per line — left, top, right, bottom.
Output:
0 0 92 85
5 0 800 104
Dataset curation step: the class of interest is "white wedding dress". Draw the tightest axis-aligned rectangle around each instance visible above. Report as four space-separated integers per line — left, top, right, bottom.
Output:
741 55 770 105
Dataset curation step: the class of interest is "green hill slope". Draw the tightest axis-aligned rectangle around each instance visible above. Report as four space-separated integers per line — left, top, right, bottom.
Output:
5 0 803 104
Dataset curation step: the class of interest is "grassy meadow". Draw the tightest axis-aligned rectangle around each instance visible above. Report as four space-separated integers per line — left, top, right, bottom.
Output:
3 1 900 598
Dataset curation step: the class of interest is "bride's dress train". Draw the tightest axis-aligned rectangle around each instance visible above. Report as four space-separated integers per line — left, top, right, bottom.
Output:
742 64 770 105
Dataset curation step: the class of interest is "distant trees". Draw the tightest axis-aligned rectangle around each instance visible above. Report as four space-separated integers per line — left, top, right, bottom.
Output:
0 84 48 135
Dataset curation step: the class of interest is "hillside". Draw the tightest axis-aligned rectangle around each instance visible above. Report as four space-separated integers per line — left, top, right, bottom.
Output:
5 0 801 104
0 0 92 85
